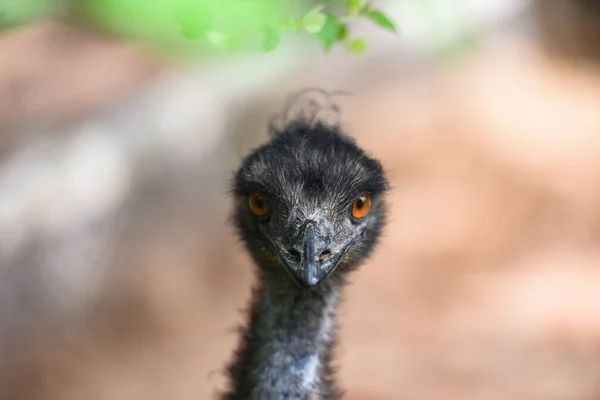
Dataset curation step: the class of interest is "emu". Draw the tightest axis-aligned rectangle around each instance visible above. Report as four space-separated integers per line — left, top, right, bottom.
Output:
222 100 388 399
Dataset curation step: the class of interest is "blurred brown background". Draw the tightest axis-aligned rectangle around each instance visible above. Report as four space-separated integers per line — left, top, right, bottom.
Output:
2 1 600 399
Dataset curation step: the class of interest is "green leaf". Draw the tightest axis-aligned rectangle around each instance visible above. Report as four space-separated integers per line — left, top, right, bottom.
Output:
336 24 348 42
313 14 344 51
174 3 211 40
348 38 367 54
262 26 280 52
302 7 327 34
206 30 229 48
347 0 367 15
180 27 200 40
365 9 396 32
279 18 301 32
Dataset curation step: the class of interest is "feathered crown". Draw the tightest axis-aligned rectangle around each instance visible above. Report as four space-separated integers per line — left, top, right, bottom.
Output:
268 88 351 137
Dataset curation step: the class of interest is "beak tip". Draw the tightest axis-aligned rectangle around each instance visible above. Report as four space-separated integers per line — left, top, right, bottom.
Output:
304 276 320 288
280 220 341 289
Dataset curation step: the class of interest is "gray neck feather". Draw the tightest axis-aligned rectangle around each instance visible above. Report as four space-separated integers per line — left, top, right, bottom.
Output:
223 273 342 400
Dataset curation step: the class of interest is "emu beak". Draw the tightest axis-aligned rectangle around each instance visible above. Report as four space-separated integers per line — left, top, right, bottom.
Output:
302 223 320 287
281 221 342 288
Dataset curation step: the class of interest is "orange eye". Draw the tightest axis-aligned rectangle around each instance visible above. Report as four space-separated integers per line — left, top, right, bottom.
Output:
249 192 268 216
351 194 371 219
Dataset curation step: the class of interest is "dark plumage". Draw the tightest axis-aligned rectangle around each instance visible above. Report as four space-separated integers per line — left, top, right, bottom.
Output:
222 118 388 400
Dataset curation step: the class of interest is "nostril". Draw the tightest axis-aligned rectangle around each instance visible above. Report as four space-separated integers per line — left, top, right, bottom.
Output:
287 249 301 263
319 249 332 263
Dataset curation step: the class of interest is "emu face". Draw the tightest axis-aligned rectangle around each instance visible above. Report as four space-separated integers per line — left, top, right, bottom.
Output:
233 122 388 288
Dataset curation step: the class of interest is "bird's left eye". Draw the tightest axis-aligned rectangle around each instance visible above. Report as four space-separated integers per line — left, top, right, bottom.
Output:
351 194 371 219
249 192 269 216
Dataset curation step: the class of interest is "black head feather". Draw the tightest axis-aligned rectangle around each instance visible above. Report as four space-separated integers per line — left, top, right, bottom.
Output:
232 120 388 288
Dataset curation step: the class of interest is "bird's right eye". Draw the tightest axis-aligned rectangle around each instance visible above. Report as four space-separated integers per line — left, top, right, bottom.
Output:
249 192 268 216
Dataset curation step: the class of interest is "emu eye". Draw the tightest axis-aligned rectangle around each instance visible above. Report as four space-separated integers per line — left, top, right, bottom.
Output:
249 192 268 217
351 194 371 219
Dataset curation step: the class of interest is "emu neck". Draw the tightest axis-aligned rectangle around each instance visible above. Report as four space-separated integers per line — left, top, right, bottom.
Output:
224 273 342 400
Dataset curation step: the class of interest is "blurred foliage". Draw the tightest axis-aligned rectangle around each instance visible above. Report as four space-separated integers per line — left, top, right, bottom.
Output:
0 0 396 54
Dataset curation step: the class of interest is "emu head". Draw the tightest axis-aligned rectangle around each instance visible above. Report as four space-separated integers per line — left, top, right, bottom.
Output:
232 93 388 288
